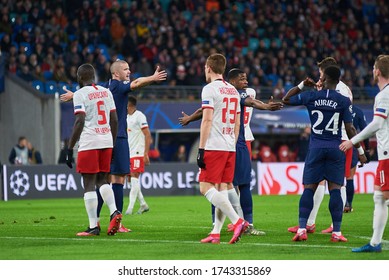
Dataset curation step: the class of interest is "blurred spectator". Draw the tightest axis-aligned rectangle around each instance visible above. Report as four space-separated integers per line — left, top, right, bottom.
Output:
0 0 387 100
27 141 42 164
173 144 187 162
277 144 295 162
9 136 29 165
258 145 277 162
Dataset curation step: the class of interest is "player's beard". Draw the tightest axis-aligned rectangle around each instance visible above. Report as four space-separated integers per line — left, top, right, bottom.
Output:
373 73 378 84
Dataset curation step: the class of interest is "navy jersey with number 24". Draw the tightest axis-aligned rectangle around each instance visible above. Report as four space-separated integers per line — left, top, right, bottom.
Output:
289 89 353 149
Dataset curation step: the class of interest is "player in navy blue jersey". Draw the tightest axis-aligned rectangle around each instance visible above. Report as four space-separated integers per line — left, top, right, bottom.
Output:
344 105 371 213
282 65 367 242
179 68 282 235
61 60 167 232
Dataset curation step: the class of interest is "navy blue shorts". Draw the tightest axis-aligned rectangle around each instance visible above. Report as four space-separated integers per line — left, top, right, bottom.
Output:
351 147 358 168
233 144 251 186
303 148 345 186
110 137 130 175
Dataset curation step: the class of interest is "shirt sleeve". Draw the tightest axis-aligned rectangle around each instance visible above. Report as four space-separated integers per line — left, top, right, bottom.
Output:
118 81 132 95
289 91 310 106
201 86 214 110
342 99 353 124
73 91 85 114
374 95 389 119
139 112 149 129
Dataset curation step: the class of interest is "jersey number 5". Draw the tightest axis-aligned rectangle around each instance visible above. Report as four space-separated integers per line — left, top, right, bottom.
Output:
222 97 238 124
97 100 107 125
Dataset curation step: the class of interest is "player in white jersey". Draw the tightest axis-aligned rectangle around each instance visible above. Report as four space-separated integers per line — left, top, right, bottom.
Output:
340 54 389 252
243 88 256 156
66 64 122 236
288 57 366 234
125 96 152 216
197 53 248 244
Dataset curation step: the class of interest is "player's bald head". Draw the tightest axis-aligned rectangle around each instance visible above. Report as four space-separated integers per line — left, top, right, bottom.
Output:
110 60 127 74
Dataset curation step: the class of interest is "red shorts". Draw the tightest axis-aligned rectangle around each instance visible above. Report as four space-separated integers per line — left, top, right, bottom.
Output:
198 150 236 184
130 156 145 173
344 143 353 178
374 159 389 191
246 141 252 159
77 148 112 174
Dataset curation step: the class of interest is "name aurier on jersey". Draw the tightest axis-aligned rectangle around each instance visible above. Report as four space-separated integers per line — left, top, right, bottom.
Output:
314 99 338 109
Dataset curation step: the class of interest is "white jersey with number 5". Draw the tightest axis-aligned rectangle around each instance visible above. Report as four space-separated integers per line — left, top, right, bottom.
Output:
127 110 148 157
73 84 116 151
336 80 353 141
201 80 241 151
244 88 256 142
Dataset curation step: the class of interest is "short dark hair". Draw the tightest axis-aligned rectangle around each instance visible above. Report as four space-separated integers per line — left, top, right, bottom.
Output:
77 64 95 85
128 95 137 106
227 68 244 81
324 65 341 82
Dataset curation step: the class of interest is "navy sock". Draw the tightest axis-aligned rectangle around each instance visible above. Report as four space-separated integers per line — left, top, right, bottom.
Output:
211 204 215 224
112 183 124 213
346 179 354 206
96 188 104 217
329 189 343 232
239 183 253 224
298 188 314 229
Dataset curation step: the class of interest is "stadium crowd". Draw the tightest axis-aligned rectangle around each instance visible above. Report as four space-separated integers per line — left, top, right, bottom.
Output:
0 0 388 99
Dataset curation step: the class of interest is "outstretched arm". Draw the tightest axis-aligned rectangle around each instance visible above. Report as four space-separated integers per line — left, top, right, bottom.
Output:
130 66 167 91
179 108 203 126
244 96 283 111
60 88 75 102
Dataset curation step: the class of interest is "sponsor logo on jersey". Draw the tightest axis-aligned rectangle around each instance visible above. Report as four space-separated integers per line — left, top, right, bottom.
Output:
202 100 210 105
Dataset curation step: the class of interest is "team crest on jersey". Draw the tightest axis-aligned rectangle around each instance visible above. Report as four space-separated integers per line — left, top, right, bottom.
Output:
240 91 248 98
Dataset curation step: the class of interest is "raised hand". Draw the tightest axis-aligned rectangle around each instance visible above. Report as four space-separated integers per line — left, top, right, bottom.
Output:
152 65 168 82
178 111 190 126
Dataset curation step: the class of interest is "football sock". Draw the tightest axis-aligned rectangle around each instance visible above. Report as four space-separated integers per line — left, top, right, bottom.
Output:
137 189 147 206
371 191 388 246
211 204 216 224
99 184 117 215
211 190 228 234
239 183 253 224
340 186 347 209
346 179 354 206
299 188 314 229
112 183 124 213
329 189 343 232
204 188 240 225
128 178 139 211
96 188 104 218
307 183 325 226
228 188 243 218
84 191 98 229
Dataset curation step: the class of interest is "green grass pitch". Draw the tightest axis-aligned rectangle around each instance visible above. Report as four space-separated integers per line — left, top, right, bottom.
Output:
0 194 387 260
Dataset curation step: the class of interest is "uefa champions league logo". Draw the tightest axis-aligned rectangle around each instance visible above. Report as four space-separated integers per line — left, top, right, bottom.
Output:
9 170 30 196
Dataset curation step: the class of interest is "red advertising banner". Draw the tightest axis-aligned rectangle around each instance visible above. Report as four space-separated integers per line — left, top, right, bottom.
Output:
257 162 378 195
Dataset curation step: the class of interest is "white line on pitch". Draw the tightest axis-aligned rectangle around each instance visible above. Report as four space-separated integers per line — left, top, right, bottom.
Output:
1 236 383 251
